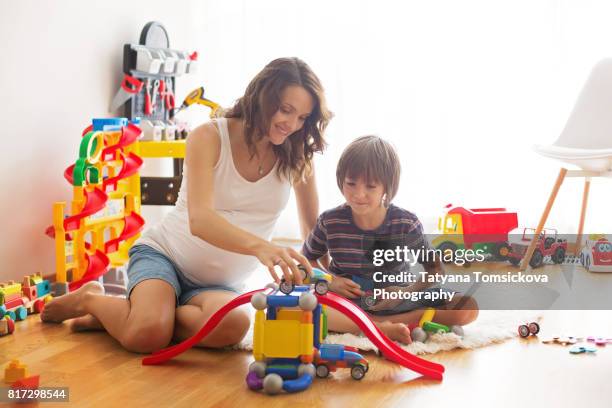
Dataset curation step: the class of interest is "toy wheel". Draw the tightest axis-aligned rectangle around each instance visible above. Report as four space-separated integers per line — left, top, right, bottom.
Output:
363 295 377 308
544 237 555 249
351 364 366 381
438 242 457 263
508 256 521 266
33 299 45 313
495 243 511 260
528 322 540 335
314 280 329 295
7 310 16 321
297 265 309 281
316 364 330 378
15 307 27 321
552 247 565 264
5 317 15 334
279 280 294 294
518 324 530 338
529 250 544 268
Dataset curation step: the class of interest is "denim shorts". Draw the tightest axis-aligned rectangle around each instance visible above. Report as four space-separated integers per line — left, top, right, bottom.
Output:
127 244 238 306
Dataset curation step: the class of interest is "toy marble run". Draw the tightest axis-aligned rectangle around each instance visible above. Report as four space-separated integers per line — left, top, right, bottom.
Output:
1 273 53 336
142 269 445 395
46 118 145 293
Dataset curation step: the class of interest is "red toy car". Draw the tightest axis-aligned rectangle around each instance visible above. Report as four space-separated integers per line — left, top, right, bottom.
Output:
507 228 567 268
580 236 612 272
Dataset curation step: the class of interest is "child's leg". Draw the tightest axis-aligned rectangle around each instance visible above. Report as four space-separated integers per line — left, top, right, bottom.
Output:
326 307 412 344
42 279 176 353
371 294 479 328
326 294 479 344
174 290 250 348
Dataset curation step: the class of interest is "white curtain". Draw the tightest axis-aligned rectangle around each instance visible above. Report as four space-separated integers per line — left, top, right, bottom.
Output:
187 0 612 236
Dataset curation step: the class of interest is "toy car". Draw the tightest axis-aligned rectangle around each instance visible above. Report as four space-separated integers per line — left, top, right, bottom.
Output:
580 235 612 273
518 322 540 338
507 228 567 268
279 266 332 295
314 344 369 380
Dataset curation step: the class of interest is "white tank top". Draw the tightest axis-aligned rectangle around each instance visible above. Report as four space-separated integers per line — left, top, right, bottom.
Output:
136 118 291 287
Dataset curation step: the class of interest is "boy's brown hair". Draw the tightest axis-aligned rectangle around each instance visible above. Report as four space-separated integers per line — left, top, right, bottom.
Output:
336 135 401 206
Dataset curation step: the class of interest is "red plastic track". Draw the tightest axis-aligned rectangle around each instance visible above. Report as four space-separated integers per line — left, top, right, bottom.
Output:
103 152 143 191
142 289 444 381
142 289 267 365
101 123 141 161
105 212 145 253
316 292 444 381
45 188 108 237
69 250 110 291
64 163 76 184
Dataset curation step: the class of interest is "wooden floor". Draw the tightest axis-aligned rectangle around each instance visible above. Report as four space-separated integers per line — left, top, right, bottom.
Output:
2 269 612 407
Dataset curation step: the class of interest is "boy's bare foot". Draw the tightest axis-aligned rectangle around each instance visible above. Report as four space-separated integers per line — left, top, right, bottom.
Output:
41 281 104 323
70 314 104 332
378 321 412 344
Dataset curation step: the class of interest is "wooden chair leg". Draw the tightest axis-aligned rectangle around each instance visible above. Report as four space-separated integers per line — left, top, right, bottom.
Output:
519 168 568 270
575 178 591 255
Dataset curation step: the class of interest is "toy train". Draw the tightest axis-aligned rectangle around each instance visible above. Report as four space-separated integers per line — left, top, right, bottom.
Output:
0 273 53 336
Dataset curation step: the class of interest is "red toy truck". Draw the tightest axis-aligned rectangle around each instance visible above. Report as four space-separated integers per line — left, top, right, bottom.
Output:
433 205 518 259
507 228 567 268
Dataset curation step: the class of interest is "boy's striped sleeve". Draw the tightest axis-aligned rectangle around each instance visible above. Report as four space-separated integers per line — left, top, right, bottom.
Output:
302 215 328 260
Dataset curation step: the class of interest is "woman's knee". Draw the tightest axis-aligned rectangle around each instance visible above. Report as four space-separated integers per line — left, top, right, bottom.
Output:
211 309 251 346
121 315 175 353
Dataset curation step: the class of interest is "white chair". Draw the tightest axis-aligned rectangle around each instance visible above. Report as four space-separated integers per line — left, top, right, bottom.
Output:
520 59 612 270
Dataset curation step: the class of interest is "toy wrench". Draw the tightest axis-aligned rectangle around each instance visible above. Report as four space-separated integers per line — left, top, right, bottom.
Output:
110 74 143 111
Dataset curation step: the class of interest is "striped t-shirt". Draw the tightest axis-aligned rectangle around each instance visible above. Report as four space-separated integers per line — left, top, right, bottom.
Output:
302 204 428 281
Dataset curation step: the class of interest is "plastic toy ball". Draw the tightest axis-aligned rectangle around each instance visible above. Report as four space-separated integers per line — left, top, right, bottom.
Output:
251 292 268 310
263 373 284 395
450 325 464 337
518 322 540 338
411 327 429 343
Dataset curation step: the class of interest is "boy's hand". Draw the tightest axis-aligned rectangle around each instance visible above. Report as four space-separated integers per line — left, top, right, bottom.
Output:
329 276 365 298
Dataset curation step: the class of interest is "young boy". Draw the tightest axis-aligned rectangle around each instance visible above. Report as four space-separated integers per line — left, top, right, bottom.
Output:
302 136 478 343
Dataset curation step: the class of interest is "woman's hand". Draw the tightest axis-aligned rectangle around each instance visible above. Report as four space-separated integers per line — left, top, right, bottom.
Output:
253 242 311 285
329 276 365 299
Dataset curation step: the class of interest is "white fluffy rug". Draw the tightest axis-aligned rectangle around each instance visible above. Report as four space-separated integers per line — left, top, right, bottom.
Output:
233 310 542 355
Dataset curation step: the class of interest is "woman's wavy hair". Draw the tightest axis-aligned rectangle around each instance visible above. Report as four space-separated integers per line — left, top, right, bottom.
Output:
225 57 332 182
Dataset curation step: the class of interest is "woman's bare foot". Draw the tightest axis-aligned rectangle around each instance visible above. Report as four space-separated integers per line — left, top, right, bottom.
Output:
378 321 412 344
41 281 104 323
70 314 104 332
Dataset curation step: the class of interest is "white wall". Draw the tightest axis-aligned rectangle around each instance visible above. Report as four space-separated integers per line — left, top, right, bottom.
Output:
0 0 212 281
2 1 612 282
